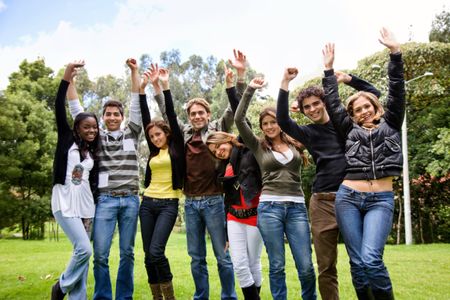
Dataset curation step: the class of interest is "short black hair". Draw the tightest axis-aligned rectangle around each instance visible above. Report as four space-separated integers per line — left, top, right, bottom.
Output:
102 100 124 116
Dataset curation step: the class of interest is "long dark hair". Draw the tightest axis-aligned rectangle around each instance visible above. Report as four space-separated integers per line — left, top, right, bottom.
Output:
258 107 309 166
73 112 101 159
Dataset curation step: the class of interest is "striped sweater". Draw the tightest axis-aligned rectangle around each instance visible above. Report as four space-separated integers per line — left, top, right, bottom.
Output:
69 94 142 194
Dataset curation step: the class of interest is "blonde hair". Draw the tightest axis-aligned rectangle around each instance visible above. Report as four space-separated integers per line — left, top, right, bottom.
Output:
186 98 211 114
206 132 243 150
346 91 385 128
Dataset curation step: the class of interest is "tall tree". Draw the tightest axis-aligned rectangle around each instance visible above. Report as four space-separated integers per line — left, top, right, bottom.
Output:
0 60 58 238
429 9 450 43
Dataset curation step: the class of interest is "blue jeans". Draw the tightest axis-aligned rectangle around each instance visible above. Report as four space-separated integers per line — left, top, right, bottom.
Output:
139 197 179 284
93 194 139 300
257 201 316 300
335 184 394 295
54 211 92 300
185 195 237 300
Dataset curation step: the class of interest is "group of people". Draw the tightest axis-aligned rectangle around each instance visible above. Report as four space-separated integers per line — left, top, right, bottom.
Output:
50 27 404 300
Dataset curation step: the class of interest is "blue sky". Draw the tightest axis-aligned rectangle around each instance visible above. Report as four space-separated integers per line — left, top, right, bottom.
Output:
0 0 447 97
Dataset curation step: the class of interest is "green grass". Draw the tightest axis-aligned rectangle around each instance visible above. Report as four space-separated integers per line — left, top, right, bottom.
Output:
0 231 449 299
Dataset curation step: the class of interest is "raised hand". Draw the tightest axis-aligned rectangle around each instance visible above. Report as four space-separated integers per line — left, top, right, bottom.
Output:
63 60 85 82
378 27 400 54
249 77 266 89
322 43 335 70
335 71 351 84
283 68 298 82
126 58 138 71
290 100 301 113
148 63 160 85
224 64 235 88
159 68 170 90
140 71 150 93
228 49 247 79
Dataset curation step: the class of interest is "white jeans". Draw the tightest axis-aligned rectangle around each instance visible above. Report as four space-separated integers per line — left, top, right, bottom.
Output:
227 220 264 288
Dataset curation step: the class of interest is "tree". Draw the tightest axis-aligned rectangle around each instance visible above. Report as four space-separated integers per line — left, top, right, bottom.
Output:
429 9 450 43
0 61 57 238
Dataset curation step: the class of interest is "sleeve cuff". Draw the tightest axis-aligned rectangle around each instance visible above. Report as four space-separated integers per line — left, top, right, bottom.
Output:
324 69 334 77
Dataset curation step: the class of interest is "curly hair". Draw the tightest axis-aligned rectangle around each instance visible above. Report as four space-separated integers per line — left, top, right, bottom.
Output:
295 86 325 113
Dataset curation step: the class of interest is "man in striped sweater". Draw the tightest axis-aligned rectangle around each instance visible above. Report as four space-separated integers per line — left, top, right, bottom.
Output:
68 59 141 300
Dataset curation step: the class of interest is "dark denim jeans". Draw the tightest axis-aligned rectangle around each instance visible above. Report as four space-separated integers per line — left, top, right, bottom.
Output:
185 195 237 300
93 194 139 300
257 201 317 300
139 196 179 284
335 184 394 295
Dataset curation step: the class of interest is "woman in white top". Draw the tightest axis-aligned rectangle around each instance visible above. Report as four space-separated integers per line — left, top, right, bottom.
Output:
51 62 100 300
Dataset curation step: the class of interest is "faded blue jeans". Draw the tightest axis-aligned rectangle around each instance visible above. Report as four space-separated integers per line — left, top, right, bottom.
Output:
93 193 139 300
335 184 394 295
54 211 92 300
257 201 317 300
185 195 237 300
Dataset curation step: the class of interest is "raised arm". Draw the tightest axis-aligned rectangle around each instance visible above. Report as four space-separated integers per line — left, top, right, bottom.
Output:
321 43 353 137
126 58 142 130
139 71 159 153
57 62 84 134
276 68 309 144
161 70 184 151
228 49 248 98
378 27 405 130
234 77 266 152
224 64 240 113
335 71 381 98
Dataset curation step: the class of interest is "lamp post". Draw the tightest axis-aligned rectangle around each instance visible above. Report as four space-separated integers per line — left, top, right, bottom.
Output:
403 71 433 245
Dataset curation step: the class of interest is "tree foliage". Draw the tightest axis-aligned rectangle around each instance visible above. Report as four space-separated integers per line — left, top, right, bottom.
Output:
0 59 57 239
429 9 450 43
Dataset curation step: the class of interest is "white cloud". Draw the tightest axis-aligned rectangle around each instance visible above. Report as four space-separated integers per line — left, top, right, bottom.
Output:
0 0 447 97
0 0 6 13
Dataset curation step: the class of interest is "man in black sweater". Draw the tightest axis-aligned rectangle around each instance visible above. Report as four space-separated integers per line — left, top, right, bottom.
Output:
276 67 380 300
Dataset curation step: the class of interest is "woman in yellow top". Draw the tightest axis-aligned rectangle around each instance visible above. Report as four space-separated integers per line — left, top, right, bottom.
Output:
139 64 185 300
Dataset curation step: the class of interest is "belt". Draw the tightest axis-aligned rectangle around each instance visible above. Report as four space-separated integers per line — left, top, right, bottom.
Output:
313 192 336 201
187 194 222 201
143 196 179 202
102 190 138 197
228 207 257 219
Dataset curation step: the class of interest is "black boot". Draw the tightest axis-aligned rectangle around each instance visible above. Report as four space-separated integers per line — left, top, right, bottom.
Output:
355 286 375 300
372 289 394 300
256 285 261 295
241 284 260 300
51 280 66 300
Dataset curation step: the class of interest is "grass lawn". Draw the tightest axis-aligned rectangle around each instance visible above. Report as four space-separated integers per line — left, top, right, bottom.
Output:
0 230 449 299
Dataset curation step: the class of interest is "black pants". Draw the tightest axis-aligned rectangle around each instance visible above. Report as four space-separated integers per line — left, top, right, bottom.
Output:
139 196 179 284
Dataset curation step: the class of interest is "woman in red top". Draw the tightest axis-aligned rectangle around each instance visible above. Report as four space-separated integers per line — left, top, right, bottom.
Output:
207 131 263 300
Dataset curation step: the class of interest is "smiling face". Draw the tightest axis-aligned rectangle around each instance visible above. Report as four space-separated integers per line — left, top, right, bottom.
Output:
208 142 233 160
352 96 376 125
148 125 169 149
301 96 329 124
77 117 98 142
261 115 281 140
188 103 210 130
103 106 124 131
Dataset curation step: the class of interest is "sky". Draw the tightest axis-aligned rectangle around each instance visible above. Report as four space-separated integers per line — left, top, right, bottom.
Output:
0 0 447 97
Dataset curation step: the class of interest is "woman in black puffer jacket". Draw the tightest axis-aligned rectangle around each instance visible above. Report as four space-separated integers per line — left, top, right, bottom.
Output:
321 28 405 300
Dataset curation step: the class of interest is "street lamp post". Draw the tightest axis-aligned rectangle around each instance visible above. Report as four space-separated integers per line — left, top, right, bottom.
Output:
403 72 433 245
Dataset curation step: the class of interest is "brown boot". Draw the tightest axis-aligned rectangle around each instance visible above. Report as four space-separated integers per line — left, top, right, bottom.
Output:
149 283 163 300
160 281 176 300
